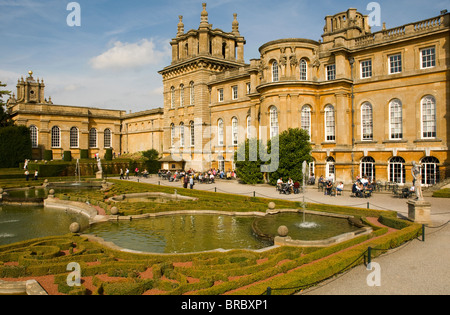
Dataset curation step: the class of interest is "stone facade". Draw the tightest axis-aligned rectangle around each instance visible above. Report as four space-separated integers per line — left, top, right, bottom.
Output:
7 5 450 186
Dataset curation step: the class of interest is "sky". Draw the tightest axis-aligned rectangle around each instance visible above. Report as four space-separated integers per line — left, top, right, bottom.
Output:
0 0 447 113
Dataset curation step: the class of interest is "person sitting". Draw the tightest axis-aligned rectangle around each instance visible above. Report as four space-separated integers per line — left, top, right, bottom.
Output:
277 178 283 191
336 182 344 194
309 174 316 185
325 181 333 196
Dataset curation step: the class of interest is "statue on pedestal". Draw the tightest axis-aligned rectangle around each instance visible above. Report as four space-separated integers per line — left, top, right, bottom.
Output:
411 161 424 201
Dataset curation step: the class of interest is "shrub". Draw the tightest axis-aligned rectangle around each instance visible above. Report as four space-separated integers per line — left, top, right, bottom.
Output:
63 151 72 162
0 125 32 168
43 150 53 161
104 149 113 161
80 149 89 159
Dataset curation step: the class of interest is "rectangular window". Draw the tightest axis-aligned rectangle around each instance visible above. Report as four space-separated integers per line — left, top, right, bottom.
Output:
232 86 238 100
326 64 336 81
246 83 251 95
421 47 436 69
218 89 224 102
389 54 402 74
361 60 372 79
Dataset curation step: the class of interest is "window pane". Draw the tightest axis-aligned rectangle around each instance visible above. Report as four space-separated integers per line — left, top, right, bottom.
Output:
422 96 436 138
325 106 335 141
390 100 403 139
421 47 436 69
389 54 402 74
362 103 373 140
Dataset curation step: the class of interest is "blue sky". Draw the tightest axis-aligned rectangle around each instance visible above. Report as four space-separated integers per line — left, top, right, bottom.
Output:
0 0 447 112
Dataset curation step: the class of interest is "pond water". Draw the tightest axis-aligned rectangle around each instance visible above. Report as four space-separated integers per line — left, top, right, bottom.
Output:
0 205 89 246
87 215 272 254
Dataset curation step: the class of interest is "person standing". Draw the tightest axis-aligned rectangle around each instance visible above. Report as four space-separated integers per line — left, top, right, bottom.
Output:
189 176 194 189
120 168 124 180
25 170 30 181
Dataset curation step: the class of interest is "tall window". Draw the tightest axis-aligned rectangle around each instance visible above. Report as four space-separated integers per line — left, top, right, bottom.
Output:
389 54 402 74
389 99 403 140
104 128 112 148
70 127 79 148
170 124 175 147
421 96 436 139
218 119 224 146
232 117 238 145
269 106 279 139
361 60 372 79
190 82 195 106
325 105 335 142
89 128 97 148
218 89 224 102
246 115 251 139
421 47 436 69
179 84 184 107
421 157 440 185
361 102 373 141
361 157 376 181
30 125 38 148
190 121 195 147
179 123 185 148
51 126 61 148
300 59 307 81
326 64 336 81
170 86 175 109
301 105 311 138
232 86 238 100
389 157 405 184
272 61 279 82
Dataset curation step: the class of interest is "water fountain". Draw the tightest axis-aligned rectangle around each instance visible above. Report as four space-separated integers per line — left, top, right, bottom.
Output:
298 161 319 229
75 159 81 183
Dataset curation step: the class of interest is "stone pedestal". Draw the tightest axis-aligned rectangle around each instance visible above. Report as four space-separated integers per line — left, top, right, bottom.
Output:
96 171 103 179
407 200 431 224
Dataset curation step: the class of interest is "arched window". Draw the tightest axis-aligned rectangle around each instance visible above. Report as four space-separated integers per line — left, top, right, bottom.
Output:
326 157 335 181
272 61 279 82
29 125 38 148
300 59 308 81
89 128 97 148
51 126 61 148
170 86 175 109
190 121 195 147
421 96 436 139
70 127 79 148
325 105 335 142
269 106 279 139
190 82 195 106
361 102 373 141
389 99 403 140
179 123 185 148
218 155 225 172
301 105 312 138
389 156 405 184
179 84 184 107
218 119 224 146
170 123 175 147
104 128 112 149
360 157 376 181
421 157 440 185
232 117 238 145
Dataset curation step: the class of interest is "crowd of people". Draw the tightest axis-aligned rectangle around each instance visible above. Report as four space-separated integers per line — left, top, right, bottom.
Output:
157 168 237 189
351 175 375 198
276 178 302 194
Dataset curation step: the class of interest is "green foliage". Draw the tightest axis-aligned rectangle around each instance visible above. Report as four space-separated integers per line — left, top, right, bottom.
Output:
234 138 265 184
0 81 13 128
0 125 32 168
80 149 89 159
142 149 161 174
267 128 313 185
432 188 450 198
43 150 53 161
104 149 113 161
63 151 72 162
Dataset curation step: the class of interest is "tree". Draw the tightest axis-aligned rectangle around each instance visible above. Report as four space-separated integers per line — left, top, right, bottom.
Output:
142 149 161 174
267 128 313 186
0 81 13 127
0 125 32 168
234 138 265 185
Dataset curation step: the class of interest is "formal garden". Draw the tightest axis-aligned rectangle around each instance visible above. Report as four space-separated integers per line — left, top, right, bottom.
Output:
0 175 423 295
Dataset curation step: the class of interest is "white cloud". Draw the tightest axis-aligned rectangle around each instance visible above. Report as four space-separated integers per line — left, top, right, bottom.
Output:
90 38 171 71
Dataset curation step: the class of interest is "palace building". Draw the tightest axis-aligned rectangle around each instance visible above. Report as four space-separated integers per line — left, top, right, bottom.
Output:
7 4 450 186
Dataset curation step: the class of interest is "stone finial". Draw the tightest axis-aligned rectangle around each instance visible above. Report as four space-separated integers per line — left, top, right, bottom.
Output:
200 3 209 27
177 15 184 36
232 13 240 35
